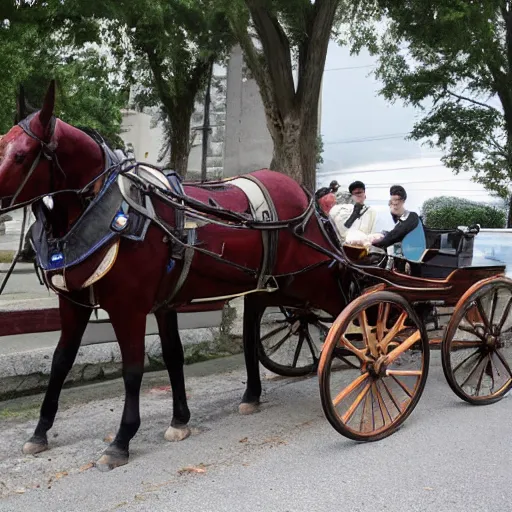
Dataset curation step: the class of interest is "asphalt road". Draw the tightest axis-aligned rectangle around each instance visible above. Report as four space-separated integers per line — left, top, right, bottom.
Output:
0 352 510 512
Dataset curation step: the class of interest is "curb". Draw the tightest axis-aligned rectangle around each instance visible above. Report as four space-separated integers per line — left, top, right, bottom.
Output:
0 328 243 401
0 298 246 401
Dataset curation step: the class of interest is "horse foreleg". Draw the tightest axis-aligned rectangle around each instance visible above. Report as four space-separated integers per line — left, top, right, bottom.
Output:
155 308 191 442
239 295 262 415
23 295 92 455
96 311 146 471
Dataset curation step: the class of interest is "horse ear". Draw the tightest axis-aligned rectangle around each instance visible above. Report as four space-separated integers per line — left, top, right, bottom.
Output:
15 84 27 123
38 80 56 129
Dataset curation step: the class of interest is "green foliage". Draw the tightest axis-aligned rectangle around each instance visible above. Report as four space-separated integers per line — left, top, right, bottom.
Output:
0 10 126 146
316 134 324 166
348 0 512 201
421 196 506 229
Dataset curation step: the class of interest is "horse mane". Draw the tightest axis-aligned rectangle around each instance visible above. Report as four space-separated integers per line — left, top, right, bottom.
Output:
74 126 109 148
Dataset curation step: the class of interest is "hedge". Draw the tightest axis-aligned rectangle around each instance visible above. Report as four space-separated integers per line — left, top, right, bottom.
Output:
421 196 506 229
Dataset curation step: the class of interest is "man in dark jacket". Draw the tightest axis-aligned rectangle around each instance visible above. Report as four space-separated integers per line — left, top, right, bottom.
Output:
372 185 420 250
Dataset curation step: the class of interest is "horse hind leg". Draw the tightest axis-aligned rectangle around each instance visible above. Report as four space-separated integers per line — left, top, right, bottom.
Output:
239 295 262 415
155 308 191 442
96 310 146 471
23 295 92 455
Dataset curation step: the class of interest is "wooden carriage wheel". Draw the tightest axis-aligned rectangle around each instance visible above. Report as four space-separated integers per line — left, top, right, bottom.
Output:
442 277 512 405
318 291 429 442
258 306 334 377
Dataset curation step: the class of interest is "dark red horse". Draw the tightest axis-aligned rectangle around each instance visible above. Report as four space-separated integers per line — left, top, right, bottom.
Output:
0 82 345 471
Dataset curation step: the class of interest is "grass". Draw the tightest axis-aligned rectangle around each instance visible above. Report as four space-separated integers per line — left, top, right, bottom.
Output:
0 250 14 263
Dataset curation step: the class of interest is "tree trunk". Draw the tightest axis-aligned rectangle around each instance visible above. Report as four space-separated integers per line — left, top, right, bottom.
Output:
166 102 194 178
268 103 319 193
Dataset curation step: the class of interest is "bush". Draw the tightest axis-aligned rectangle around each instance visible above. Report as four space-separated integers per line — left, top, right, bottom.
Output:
421 196 506 229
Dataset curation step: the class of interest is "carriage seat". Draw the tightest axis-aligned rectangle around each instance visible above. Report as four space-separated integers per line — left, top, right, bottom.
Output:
394 218 427 262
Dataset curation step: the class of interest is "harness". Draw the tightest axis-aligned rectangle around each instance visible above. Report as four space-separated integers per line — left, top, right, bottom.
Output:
2 114 318 309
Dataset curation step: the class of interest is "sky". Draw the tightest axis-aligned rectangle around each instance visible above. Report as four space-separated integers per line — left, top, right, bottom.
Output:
317 41 498 219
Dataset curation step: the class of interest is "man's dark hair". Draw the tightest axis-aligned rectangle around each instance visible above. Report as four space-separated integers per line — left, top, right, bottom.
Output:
349 180 365 194
390 185 407 200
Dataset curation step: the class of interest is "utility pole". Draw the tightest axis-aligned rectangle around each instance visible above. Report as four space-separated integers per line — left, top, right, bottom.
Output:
201 58 214 183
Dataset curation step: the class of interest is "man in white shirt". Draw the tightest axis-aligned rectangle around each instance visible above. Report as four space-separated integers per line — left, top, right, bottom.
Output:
329 181 377 242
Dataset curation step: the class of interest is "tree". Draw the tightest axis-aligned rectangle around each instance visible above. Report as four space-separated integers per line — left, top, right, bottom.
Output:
0 5 126 144
5 0 235 177
93 0 235 176
226 0 345 192
353 0 512 226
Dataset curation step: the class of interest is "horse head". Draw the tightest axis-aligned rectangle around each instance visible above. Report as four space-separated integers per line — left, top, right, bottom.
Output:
0 81 104 210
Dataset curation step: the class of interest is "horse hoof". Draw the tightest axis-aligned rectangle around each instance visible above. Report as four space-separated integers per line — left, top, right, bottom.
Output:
95 447 129 472
22 437 48 455
164 425 191 442
238 402 259 415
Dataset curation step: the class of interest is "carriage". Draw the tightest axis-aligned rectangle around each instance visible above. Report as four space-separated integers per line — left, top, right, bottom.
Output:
1 82 511 470
257 217 512 441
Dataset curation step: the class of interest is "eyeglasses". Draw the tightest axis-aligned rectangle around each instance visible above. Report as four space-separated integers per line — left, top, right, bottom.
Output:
388 200 403 207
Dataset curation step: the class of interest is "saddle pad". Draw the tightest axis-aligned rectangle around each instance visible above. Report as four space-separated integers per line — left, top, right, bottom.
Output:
49 240 120 292
229 177 272 221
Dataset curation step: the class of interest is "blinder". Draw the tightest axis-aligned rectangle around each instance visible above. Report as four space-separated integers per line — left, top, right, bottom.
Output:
4 112 64 208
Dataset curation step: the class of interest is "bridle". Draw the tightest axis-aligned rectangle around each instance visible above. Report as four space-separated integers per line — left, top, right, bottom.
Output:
10 112 66 207
0 112 114 215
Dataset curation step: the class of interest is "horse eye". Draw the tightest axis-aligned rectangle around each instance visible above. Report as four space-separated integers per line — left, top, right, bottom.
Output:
15 152 26 164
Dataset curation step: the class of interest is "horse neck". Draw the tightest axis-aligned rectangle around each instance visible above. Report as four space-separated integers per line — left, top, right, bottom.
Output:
49 121 105 234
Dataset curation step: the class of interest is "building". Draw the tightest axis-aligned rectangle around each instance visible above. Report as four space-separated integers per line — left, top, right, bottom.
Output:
120 45 274 181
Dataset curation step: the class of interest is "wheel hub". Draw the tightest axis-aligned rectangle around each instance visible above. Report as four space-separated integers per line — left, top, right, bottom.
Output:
486 334 500 349
365 355 388 378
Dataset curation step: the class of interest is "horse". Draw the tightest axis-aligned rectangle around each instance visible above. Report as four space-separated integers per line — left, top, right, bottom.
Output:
0 81 346 471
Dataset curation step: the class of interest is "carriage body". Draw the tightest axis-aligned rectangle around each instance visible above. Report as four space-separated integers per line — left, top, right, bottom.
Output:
258 216 512 442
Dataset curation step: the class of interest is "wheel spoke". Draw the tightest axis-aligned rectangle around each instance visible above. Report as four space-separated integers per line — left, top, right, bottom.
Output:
458 323 486 342
333 372 369 407
390 375 414 398
261 324 289 343
489 289 499 326
476 299 491 331
332 349 360 369
292 333 305 368
460 353 487 389
384 330 421 365
497 296 512 332
304 330 319 363
386 370 422 377
370 385 376 431
380 377 403 414
341 381 372 424
453 349 481 375
372 382 387 426
380 311 408 352
359 387 372 432
375 381 393 425
449 339 483 350
338 335 368 363
359 310 377 356
376 303 390 342
489 351 512 391
265 330 293 357
494 349 512 379
474 355 490 396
